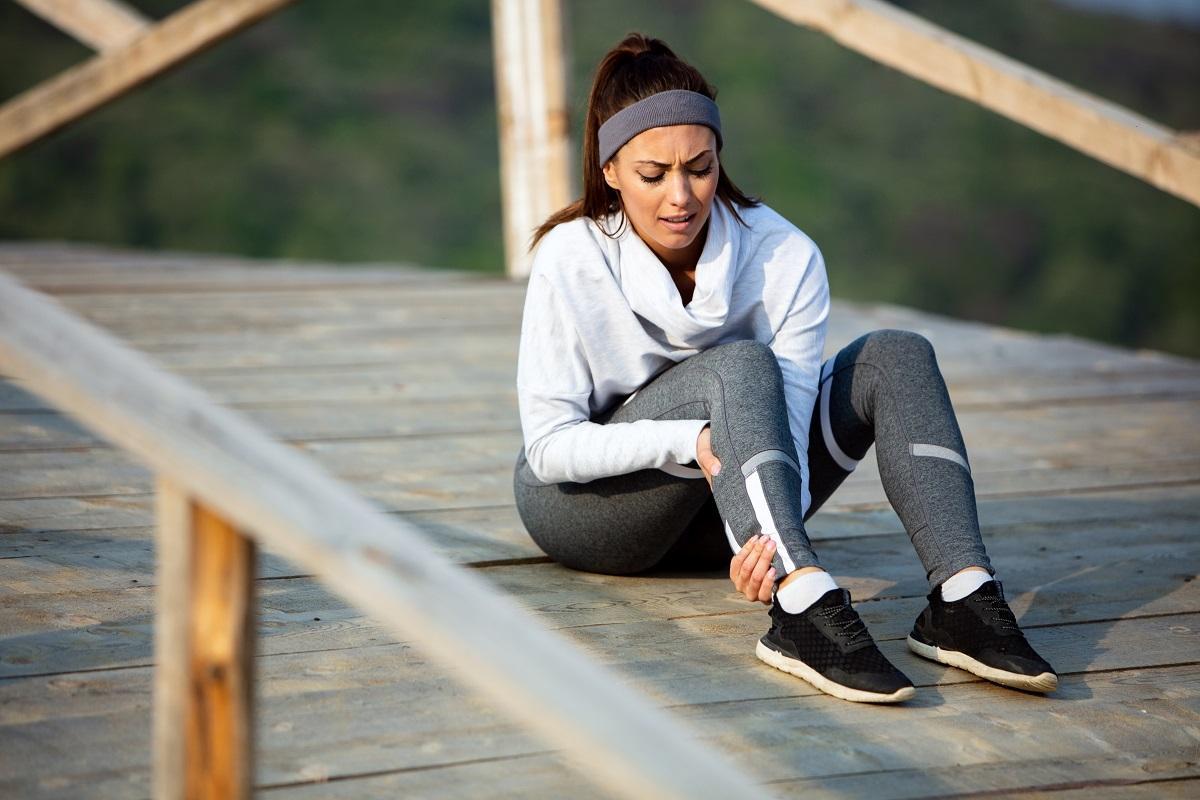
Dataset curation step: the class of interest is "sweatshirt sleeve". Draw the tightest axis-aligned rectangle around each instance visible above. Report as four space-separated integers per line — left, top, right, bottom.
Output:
516 273 710 484
768 239 831 516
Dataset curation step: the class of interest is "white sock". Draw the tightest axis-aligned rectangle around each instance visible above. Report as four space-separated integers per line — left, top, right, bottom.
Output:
940 569 993 602
776 569 839 614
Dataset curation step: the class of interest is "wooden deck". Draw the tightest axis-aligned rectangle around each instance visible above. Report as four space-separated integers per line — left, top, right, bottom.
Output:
1 240 1198 798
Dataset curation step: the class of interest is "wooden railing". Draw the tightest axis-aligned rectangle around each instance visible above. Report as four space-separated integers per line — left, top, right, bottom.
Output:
0 0 297 157
0 271 761 798
747 0 1200 210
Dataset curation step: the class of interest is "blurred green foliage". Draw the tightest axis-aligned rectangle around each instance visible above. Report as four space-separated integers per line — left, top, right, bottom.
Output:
0 0 1196 355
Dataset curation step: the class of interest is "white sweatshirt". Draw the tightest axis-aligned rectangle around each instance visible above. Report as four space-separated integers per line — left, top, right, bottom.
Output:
516 197 830 512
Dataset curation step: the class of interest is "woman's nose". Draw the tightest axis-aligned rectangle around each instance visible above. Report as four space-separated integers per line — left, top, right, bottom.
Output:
668 171 693 204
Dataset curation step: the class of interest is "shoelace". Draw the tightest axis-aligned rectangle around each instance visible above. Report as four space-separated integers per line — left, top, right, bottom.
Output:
979 595 1021 635
817 603 873 647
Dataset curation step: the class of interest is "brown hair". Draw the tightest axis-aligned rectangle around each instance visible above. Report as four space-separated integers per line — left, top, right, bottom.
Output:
527 32 762 252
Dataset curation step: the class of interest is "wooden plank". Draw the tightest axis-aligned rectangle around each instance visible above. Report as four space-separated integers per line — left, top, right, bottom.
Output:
154 480 256 800
0 245 483 291
13 0 148 52
770 752 1200 799
0 471 1194 540
6 367 1193 417
490 0 571 278
976 778 1200 799
3 439 1196 510
0 506 544 595
2 419 1195 515
6 354 1194 411
268 754 1200 800
0 394 527 450
8 305 1189 384
0 262 477 289
3 515 1197 679
0 273 759 798
6 384 1200 453
0 493 155 532
0 446 1195 519
749 0 1200 207
1 650 1197 797
54 282 524 314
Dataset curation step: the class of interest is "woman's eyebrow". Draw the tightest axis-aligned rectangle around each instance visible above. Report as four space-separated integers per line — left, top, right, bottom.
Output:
634 150 713 167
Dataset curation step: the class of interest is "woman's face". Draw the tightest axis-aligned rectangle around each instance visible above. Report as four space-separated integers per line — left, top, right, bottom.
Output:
602 124 719 272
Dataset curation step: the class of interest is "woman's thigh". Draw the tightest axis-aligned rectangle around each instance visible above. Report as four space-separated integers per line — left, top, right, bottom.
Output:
512 343 759 575
513 444 711 575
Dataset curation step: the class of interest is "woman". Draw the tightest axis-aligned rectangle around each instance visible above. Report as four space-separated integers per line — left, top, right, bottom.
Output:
512 32 1056 703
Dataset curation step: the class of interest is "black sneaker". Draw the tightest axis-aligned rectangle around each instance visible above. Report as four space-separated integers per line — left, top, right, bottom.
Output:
756 588 915 703
907 580 1058 693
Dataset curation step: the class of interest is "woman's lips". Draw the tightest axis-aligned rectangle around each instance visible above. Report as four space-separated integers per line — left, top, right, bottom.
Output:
660 212 695 232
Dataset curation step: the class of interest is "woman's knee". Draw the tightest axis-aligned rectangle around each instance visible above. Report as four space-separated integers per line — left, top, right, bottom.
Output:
698 338 782 384
859 329 938 370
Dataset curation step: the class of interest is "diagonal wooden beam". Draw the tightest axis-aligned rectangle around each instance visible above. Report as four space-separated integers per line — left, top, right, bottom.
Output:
0 0 296 159
14 0 150 52
750 0 1200 208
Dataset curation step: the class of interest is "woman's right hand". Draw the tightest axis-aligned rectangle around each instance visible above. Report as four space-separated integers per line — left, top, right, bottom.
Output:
730 535 776 604
697 424 721 491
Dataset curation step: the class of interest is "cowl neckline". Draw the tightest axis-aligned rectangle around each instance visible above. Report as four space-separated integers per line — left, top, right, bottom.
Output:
611 199 742 344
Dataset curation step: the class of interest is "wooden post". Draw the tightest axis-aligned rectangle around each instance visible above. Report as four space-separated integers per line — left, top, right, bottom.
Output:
155 478 256 800
491 0 573 279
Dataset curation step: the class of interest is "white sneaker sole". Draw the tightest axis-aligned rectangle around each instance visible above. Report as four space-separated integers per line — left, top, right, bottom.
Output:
755 641 916 704
906 635 1058 693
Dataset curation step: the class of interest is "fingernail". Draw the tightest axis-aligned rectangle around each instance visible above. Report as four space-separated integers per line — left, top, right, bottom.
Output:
711 462 721 476
766 540 776 550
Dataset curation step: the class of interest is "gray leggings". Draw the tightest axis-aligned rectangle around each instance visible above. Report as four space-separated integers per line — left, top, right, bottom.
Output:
512 329 993 589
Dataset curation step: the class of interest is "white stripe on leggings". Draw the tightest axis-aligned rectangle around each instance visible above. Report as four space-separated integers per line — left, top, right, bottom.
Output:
820 358 860 473
724 520 739 553
911 443 971 474
745 471 798 572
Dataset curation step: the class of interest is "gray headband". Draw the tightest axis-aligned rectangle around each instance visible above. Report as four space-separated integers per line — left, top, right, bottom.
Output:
597 89 722 166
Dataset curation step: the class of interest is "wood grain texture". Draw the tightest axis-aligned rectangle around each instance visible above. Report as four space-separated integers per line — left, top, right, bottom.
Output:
0 243 1196 798
0 271 760 798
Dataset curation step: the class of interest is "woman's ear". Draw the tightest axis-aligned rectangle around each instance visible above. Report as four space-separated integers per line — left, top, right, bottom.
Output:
602 161 620 191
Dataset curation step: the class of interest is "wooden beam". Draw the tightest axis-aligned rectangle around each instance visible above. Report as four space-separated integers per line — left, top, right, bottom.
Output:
491 0 572 278
0 0 296 159
14 0 150 52
0 272 760 799
154 479 256 800
749 0 1200 208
